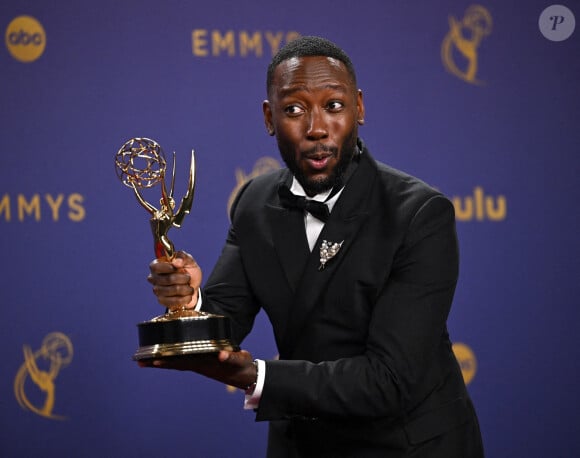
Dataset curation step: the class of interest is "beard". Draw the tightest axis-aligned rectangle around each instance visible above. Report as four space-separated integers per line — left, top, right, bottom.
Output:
278 128 358 196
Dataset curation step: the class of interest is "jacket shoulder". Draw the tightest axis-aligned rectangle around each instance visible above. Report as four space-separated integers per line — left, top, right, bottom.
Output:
375 161 441 200
352 152 455 242
229 168 286 220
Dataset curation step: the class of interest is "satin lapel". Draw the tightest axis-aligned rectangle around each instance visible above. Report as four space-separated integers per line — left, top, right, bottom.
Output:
280 151 378 357
266 203 310 294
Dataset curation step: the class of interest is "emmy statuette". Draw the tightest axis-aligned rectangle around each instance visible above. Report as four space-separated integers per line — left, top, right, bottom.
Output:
115 137 239 361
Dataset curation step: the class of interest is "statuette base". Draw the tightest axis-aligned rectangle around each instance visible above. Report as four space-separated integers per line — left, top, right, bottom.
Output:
133 311 238 361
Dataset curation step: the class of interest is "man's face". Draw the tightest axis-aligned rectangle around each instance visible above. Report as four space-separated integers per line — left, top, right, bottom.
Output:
264 56 365 196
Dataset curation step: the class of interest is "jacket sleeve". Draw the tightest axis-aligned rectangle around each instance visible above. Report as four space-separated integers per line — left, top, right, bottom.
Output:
201 179 262 345
256 195 461 421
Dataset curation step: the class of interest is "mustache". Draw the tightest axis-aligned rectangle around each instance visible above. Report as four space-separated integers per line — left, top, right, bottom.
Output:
301 144 338 157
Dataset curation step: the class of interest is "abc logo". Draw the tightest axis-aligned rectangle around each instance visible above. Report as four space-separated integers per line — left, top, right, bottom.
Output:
5 16 46 62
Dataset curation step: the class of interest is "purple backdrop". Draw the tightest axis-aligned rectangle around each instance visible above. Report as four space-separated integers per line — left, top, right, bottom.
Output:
1 1 579 456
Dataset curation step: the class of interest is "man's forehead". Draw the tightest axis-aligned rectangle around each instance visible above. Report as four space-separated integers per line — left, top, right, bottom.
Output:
277 55 346 73
273 56 351 86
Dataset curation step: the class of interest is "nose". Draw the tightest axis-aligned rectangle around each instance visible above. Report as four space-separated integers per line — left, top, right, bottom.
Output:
306 107 328 140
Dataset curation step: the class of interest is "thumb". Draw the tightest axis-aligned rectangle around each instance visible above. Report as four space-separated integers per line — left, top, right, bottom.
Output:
171 250 196 268
172 251 202 289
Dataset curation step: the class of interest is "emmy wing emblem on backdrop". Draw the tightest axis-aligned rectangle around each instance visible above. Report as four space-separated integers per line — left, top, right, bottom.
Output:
115 137 238 361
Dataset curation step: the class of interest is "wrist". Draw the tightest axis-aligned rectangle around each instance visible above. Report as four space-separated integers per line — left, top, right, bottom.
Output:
188 288 199 308
187 288 202 311
244 359 258 394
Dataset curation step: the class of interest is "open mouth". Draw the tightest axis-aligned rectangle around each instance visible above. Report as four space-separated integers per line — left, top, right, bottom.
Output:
302 145 337 171
305 154 332 170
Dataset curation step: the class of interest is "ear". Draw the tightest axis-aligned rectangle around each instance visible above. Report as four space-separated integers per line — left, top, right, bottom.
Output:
356 89 365 125
263 100 275 136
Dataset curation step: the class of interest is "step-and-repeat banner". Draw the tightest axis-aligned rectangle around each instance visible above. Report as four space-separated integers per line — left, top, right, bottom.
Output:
1 1 578 456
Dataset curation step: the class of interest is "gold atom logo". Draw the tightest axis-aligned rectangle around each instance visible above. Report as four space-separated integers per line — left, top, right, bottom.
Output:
14 332 73 419
441 5 492 85
452 342 477 385
227 157 282 217
5 15 46 63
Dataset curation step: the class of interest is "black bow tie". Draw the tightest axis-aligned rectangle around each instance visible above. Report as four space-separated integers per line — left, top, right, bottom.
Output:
278 184 330 222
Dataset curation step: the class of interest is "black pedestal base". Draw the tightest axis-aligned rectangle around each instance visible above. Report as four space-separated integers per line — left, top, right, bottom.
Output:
133 312 239 360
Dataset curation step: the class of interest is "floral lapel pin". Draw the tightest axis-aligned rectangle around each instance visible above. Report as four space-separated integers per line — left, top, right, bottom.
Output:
319 240 344 270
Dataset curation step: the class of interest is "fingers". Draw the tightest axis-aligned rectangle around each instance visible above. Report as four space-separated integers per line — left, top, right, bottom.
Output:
173 251 202 290
218 349 252 366
148 252 201 289
152 285 195 309
148 266 193 308
149 258 179 274
149 251 196 277
148 251 201 309
138 350 256 390
147 270 190 287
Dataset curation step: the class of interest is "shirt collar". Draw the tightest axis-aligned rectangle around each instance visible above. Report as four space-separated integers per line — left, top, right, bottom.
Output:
289 178 343 211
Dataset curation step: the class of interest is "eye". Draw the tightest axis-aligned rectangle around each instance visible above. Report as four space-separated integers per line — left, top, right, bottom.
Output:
284 104 305 116
326 101 344 112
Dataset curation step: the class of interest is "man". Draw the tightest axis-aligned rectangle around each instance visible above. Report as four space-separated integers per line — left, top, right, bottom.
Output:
145 36 484 457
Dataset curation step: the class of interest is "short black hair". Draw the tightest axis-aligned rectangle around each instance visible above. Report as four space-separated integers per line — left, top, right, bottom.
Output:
266 36 357 95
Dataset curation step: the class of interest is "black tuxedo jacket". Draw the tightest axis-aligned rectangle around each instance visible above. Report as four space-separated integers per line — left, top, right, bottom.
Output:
203 140 483 457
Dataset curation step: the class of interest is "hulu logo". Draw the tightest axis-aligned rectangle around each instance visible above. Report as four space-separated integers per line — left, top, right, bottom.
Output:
452 187 506 221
